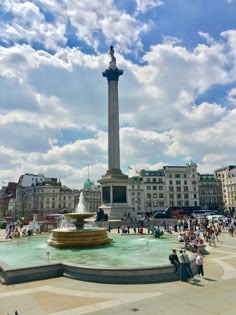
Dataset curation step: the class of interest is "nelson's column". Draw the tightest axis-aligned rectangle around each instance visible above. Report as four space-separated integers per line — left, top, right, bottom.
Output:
98 46 131 219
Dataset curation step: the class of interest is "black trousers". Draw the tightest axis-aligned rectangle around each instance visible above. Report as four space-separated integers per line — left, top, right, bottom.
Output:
197 264 204 276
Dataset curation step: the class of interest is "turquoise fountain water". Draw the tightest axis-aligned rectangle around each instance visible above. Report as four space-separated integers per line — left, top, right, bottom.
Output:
0 233 177 268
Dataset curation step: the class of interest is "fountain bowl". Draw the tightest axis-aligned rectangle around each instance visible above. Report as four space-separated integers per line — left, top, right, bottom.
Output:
47 211 112 249
64 212 95 220
48 227 112 248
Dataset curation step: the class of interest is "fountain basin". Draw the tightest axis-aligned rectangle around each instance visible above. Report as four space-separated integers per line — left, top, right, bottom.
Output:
0 235 198 285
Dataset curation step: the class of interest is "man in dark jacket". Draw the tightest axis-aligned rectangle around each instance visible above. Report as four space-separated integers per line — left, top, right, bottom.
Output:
169 249 180 273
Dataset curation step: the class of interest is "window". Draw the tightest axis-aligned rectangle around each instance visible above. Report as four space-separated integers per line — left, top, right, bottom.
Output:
158 186 163 190
176 180 181 185
153 186 157 190
169 180 173 185
175 174 181 178
192 181 197 185
146 178 150 182
152 178 157 182
184 174 187 178
184 193 188 199
177 193 181 199
153 193 157 198
194 194 197 199
169 174 172 178
147 186 151 190
176 186 181 192
169 186 174 191
184 180 187 185
169 193 174 199
159 193 164 198
147 193 151 198
184 186 188 191
158 178 163 183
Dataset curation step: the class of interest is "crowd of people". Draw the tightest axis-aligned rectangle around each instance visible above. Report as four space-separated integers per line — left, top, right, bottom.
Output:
169 214 236 281
5 222 33 239
169 248 204 281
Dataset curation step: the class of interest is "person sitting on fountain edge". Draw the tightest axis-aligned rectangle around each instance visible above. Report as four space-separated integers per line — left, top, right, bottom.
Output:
169 249 180 273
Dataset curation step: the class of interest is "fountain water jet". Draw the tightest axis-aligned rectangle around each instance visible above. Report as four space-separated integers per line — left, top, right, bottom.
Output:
48 192 112 248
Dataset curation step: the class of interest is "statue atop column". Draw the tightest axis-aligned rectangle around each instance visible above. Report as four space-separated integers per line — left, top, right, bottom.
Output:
103 46 123 81
108 46 117 70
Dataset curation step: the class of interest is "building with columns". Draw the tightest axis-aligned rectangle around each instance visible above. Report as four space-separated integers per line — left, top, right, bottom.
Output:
13 174 101 220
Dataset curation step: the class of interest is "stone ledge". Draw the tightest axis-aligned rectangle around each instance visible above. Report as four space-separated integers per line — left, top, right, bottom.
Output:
0 260 195 285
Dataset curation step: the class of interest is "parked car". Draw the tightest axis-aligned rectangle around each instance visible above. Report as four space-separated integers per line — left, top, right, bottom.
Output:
152 209 171 218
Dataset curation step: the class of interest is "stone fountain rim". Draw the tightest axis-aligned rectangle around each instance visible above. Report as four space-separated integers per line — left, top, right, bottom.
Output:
64 213 96 220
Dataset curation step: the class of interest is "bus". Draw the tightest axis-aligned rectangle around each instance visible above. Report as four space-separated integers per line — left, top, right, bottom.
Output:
45 214 63 222
192 210 218 218
171 209 190 218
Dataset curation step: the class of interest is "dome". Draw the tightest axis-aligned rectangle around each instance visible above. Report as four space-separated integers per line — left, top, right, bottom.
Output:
84 178 93 188
187 160 197 167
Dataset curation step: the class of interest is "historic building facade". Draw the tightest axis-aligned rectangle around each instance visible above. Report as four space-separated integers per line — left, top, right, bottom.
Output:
198 174 223 210
127 176 145 214
0 182 17 217
140 169 166 211
2 164 233 220
13 174 101 220
163 162 199 209
214 166 236 213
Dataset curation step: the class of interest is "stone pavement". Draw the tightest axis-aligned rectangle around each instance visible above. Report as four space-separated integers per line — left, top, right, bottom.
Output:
0 230 236 315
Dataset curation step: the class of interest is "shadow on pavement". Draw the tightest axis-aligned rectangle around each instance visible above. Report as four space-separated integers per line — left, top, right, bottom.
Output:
187 278 205 287
203 277 217 282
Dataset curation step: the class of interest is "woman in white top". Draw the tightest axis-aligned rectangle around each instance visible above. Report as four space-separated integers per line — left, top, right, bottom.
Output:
196 250 204 277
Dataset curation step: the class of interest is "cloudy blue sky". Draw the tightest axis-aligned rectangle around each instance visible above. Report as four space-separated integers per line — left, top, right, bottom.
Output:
0 0 236 188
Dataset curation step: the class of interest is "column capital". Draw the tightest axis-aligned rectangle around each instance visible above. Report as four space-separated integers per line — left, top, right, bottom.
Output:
102 68 123 81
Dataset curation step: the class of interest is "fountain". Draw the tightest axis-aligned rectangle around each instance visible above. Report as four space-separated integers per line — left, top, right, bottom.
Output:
47 192 112 248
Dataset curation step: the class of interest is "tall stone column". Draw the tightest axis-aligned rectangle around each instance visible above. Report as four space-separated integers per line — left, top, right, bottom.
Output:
103 66 123 174
98 46 132 219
